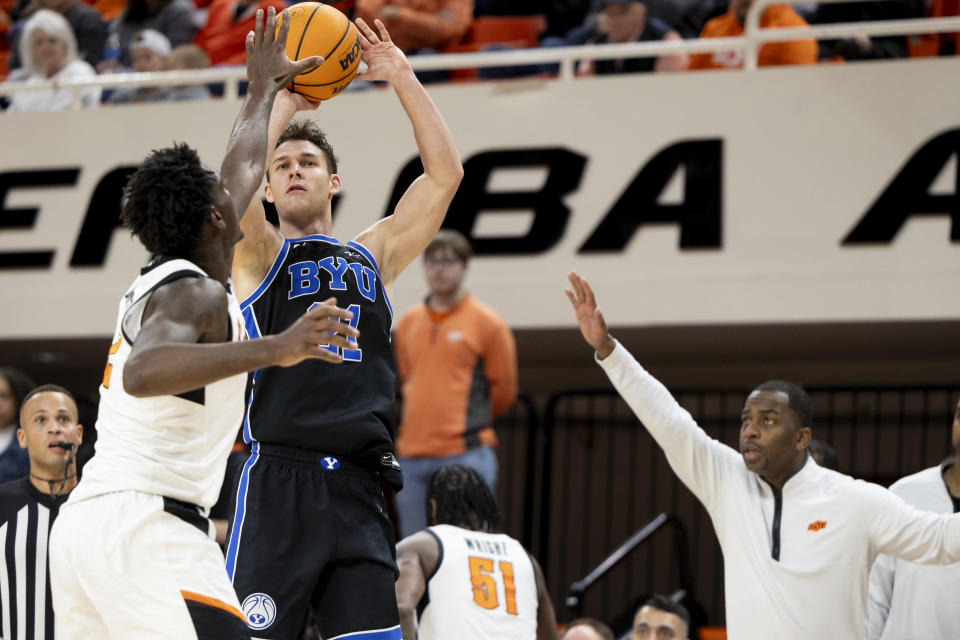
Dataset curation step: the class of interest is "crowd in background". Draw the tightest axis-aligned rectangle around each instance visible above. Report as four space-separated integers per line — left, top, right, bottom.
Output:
0 0 946 111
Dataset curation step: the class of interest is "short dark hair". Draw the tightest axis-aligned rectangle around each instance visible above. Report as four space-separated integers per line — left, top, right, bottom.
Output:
641 594 691 628
753 380 813 429
270 119 338 179
20 384 78 424
0 368 37 415
425 229 473 263
807 439 839 471
561 617 615 640
427 464 501 533
121 143 216 257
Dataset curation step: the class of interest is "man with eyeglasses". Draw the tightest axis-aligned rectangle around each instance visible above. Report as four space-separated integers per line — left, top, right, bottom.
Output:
392 229 518 538
630 595 690 640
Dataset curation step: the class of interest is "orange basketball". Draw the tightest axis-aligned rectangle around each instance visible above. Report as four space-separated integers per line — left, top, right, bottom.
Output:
276 2 362 101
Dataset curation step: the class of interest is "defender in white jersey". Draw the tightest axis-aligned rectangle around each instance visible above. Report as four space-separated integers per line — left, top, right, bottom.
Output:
47 10 355 640
395 464 558 640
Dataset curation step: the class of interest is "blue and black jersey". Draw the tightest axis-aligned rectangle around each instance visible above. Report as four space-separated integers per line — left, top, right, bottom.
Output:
240 234 396 458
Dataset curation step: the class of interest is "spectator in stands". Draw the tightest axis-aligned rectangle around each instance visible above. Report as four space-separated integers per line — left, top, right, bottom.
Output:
7 0 106 70
98 0 198 71
3 9 101 111
576 0 688 75
194 0 285 67
688 0 817 69
0 368 34 484
167 43 212 100
560 618 615 640
631 595 689 640
392 230 517 538
355 0 473 53
566 270 960 638
810 0 923 61
107 28 172 103
866 397 960 640
807 438 839 471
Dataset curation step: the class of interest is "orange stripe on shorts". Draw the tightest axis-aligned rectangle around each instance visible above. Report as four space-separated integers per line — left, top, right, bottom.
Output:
180 589 245 621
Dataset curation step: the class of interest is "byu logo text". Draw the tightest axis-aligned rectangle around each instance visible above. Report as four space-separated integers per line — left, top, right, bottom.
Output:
323 456 341 471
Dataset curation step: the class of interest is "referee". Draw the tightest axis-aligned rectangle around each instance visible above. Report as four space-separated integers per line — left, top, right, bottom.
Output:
0 385 82 640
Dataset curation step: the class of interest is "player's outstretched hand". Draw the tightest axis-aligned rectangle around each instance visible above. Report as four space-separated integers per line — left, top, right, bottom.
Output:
565 270 616 360
246 7 323 91
354 18 412 84
273 297 360 366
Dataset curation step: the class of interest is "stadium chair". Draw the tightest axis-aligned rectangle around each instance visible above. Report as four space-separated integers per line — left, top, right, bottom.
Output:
908 0 959 56
444 14 546 81
700 628 727 640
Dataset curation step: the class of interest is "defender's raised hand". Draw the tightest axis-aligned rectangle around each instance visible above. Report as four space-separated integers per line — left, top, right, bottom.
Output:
272 297 361 366
245 7 324 91
565 270 616 359
354 18 412 83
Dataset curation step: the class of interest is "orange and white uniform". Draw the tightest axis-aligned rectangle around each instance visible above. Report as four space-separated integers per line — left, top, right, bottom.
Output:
689 4 817 70
49 258 249 639
418 524 538 640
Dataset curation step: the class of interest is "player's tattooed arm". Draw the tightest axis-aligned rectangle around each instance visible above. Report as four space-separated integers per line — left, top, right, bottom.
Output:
220 7 322 227
123 281 358 397
395 530 439 640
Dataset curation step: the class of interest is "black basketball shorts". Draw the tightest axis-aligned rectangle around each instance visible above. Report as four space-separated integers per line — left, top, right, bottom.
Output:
224 443 401 639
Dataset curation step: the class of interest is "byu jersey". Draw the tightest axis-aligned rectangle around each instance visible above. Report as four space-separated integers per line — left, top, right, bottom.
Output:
70 258 247 510
241 235 395 456
419 524 539 640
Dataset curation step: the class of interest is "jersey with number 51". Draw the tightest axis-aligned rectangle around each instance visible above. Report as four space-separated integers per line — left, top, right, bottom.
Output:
421 524 539 639
240 234 396 457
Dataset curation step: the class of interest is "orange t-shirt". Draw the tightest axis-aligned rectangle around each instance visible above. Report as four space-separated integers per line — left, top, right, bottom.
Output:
354 0 473 51
393 294 517 458
689 4 817 70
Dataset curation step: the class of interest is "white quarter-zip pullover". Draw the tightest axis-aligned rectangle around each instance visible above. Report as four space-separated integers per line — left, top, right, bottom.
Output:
598 341 960 639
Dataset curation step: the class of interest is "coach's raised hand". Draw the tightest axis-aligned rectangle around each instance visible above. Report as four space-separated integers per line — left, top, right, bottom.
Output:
246 7 323 90
271 298 360 366
565 270 616 360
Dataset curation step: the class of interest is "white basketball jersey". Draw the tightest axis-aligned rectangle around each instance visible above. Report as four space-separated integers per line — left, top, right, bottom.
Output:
419 524 539 640
70 258 247 510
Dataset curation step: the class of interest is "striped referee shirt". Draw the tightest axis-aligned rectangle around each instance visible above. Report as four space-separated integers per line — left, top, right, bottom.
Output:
0 477 67 640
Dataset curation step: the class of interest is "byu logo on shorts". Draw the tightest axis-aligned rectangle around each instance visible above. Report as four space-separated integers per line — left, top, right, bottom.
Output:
242 593 277 630
322 456 341 471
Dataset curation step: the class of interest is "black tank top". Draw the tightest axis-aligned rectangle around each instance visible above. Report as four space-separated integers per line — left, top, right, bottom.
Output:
241 234 395 457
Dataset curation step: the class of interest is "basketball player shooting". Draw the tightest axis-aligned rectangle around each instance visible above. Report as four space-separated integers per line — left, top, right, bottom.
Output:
47 9 361 640
224 17 463 640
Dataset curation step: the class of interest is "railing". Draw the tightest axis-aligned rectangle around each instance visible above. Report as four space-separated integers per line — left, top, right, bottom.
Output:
2 0 960 107
565 513 693 619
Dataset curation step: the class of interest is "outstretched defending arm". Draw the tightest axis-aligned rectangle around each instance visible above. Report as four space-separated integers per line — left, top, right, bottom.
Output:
123 286 358 397
352 18 463 290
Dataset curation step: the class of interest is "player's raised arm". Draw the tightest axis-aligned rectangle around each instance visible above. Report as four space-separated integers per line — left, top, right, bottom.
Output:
219 7 322 231
352 18 463 289
395 531 439 640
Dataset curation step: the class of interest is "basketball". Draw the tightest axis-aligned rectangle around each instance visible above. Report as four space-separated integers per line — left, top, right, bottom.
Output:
276 2 362 101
